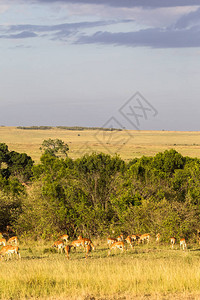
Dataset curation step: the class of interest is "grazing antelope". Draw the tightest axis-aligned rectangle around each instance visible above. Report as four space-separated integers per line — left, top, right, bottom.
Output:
7 236 18 246
108 241 125 256
107 237 117 248
170 237 176 249
125 236 133 249
131 234 141 244
140 233 150 244
117 234 124 242
80 238 95 250
180 238 187 251
70 239 83 251
0 238 6 247
52 240 64 253
59 234 69 243
64 245 71 260
0 245 20 260
156 233 160 242
85 244 92 259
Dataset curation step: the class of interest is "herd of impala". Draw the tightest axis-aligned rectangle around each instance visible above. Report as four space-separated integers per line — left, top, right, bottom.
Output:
0 230 192 261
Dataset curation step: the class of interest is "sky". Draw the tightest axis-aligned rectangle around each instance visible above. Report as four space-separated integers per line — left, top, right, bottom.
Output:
0 0 200 130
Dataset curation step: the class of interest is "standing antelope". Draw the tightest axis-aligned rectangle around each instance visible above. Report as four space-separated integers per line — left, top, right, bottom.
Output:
70 239 83 251
131 234 141 244
0 238 6 247
108 241 125 256
59 234 69 243
107 237 117 248
85 244 92 259
117 234 124 242
64 245 71 259
140 233 150 244
170 237 176 249
52 241 64 253
156 233 160 242
180 238 187 251
7 236 18 246
80 238 95 250
125 236 133 249
0 245 20 260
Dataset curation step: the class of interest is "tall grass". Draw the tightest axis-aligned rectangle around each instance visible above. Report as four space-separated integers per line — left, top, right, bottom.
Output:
0 242 200 299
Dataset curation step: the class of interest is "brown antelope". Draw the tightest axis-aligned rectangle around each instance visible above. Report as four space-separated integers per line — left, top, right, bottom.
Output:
180 238 187 251
131 234 141 244
125 236 133 249
85 244 92 259
80 238 95 250
108 241 125 256
170 237 176 249
0 245 20 260
7 236 18 246
59 234 69 243
108 242 125 256
52 240 64 253
107 237 117 248
64 245 71 259
140 233 150 244
156 233 160 242
0 238 6 247
117 234 124 242
70 239 83 251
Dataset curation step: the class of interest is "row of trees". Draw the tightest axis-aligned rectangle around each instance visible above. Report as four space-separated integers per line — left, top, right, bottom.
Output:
0 140 199 241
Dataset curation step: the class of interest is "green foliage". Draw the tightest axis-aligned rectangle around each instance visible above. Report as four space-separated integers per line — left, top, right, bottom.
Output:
40 139 69 157
0 143 199 241
0 143 33 181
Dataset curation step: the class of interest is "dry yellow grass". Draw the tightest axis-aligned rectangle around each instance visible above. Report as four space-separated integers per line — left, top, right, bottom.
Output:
0 127 200 163
0 241 200 300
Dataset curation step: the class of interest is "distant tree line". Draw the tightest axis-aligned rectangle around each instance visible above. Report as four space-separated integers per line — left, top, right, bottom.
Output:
0 140 199 242
17 126 122 131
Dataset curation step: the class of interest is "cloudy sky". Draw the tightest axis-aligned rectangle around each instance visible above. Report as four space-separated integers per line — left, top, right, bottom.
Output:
1 0 200 130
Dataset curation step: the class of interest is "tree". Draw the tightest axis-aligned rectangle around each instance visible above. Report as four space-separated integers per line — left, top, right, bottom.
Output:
40 139 69 158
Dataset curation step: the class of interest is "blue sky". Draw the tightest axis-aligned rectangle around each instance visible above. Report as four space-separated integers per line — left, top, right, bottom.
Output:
0 0 200 130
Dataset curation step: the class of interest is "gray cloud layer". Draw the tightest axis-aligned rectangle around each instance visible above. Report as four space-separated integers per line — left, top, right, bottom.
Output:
33 0 200 8
2 7 200 48
0 20 131 40
76 26 200 48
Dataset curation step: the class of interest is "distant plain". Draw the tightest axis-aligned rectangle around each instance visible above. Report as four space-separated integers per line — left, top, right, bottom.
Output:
0 127 200 162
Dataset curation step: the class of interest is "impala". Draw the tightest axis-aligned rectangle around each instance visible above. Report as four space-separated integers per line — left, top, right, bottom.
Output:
52 240 64 253
170 237 176 249
117 234 124 242
125 236 133 249
140 233 150 244
64 245 71 259
79 237 95 250
85 244 92 259
70 239 83 251
0 245 20 260
131 234 141 244
7 236 18 246
180 238 187 251
107 237 117 248
108 241 125 256
156 233 160 242
59 234 69 243
0 238 6 246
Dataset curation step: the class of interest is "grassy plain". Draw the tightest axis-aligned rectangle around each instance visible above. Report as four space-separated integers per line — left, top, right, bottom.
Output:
0 240 200 299
0 127 200 162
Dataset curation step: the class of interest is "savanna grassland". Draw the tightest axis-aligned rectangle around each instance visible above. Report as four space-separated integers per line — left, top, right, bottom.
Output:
1 240 200 300
1 127 200 300
0 126 200 162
